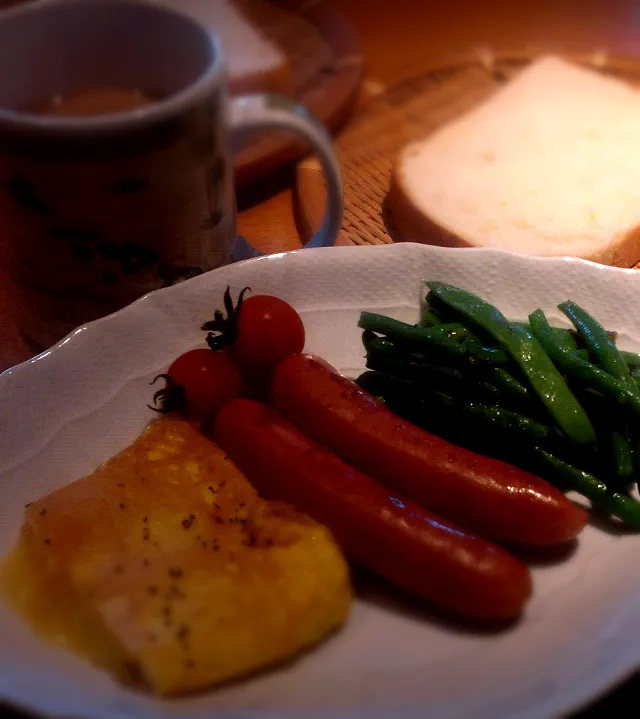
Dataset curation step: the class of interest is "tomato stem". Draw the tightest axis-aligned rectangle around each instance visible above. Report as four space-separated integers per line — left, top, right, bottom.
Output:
201 286 251 351
148 373 187 414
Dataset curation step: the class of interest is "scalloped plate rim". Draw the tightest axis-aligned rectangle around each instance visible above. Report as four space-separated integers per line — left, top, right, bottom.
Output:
1 243 640 719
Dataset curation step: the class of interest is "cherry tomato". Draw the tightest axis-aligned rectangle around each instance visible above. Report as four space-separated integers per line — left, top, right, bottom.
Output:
165 348 241 421
231 295 305 380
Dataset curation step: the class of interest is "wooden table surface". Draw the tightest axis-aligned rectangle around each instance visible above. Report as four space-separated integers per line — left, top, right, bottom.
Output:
4 0 640 370
1 0 640 716
235 0 640 255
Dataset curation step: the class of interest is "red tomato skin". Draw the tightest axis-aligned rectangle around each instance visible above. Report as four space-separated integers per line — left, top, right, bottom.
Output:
214 398 532 621
271 354 589 547
167 348 241 421
232 296 305 382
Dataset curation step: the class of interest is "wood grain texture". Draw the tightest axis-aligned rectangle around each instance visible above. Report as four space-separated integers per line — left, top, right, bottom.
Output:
0 0 363 370
293 52 640 250
0 2 639 713
5 0 640 369
285 0 640 251
233 0 364 185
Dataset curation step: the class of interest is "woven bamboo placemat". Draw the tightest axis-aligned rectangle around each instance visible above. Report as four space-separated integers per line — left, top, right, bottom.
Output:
296 49 640 266
234 0 363 185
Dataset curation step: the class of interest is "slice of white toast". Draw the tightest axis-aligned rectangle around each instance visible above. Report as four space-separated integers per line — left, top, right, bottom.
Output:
161 0 294 96
388 56 640 267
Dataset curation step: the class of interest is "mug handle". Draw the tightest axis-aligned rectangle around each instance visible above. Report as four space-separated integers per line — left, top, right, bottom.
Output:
228 94 344 261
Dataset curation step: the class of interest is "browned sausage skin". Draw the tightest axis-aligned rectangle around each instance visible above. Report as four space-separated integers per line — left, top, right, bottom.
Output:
214 398 532 621
271 354 589 547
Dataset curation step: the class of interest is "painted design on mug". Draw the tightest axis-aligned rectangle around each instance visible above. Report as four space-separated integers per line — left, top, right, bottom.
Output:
200 210 223 230
5 174 51 215
4 176 214 299
3 105 227 288
189 94 220 159
49 228 162 278
193 95 225 234
49 225 101 244
200 153 225 230
70 244 94 262
211 154 225 183
1 86 237 349
97 241 160 275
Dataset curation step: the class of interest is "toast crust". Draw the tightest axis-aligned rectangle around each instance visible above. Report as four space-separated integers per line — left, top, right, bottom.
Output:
389 156 640 268
386 57 640 268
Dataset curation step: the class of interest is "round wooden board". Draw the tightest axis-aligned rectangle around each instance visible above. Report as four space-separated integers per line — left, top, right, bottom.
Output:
234 0 363 186
294 48 640 267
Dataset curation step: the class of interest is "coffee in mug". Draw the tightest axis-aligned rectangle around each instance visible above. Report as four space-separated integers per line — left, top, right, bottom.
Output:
33 86 158 117
0 0 343 350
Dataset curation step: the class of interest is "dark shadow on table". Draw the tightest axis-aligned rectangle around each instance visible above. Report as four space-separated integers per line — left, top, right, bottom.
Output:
565 672 640 718
2 673 639 718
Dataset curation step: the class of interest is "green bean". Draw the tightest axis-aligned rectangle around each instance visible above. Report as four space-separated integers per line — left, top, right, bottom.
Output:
365 354 468 386
420 309 443 327
433 391 583 468
559 301 639 395
364 339 536 413
433 392 550 443
359 311 511 366
426 282 596 445
425 293 514 363
630 432 640 491
358 370 549 444
511 322 580 352
529 309 640 421
533 449 640 529
489 367 534 406
621 350 640 369
362 331 402 358
510 320 640 371
362 330 466 364
356 370 395 393
357 369 423 400
364 355 507 405
363 327 528 401
459 336 510 364
439 325 473 341
365 288 640 528
611 418 640 490
360 366 640 529
430 295 575 352
507 320 640 372
358 312 469 356
356 370 450 433
356 370 415 404
468 365 539 414
610 430 634 482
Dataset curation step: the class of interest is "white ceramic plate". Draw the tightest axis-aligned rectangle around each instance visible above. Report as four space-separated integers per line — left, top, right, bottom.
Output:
1 243 640 719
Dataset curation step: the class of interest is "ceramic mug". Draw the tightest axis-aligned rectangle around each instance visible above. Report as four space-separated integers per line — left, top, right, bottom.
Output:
0 0 343 349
